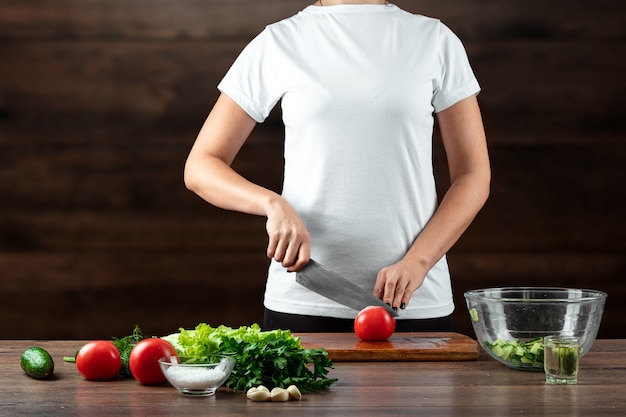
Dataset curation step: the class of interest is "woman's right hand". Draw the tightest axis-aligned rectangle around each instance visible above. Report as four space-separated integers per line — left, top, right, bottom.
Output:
265 197 311 272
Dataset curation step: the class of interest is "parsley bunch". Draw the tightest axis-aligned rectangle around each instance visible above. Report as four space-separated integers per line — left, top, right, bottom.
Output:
112 325 146 377
167 323 337 393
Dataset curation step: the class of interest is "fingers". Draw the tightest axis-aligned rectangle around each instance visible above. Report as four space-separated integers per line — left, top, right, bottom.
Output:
374 269 399 310
286 240 310 272
382 275 407 312
266 220 310 272
374 264 425 311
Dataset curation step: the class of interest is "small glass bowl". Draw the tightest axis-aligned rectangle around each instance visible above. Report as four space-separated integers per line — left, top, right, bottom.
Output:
158 355 235 397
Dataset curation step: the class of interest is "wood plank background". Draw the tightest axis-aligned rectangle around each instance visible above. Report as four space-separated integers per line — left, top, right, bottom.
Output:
1 0 624 339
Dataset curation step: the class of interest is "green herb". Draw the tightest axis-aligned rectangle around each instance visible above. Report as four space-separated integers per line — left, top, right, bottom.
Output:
485 337 545 368
164 323 337 393
112 325 146 377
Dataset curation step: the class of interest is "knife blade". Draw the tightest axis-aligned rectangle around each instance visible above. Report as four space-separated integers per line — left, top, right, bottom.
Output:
295 259 399 317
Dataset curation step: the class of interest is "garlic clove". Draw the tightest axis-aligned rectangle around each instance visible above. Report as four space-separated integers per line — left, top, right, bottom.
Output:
287 385 302 400
270 387 290 402
246 388 271 402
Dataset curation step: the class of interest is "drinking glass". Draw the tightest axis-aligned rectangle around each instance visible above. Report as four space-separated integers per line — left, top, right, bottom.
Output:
544 335 579 384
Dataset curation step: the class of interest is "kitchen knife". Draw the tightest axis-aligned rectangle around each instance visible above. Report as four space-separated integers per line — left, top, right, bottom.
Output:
295 259 399 317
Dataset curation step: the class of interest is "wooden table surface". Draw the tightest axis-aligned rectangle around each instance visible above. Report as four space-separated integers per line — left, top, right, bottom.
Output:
1 339 625 416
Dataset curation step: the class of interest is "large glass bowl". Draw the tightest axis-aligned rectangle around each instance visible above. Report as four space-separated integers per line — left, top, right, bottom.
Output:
464 287 607 371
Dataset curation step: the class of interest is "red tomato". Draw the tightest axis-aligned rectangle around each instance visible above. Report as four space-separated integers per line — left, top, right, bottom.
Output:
76 341 122 380
129 338 177 385
354 306 396 341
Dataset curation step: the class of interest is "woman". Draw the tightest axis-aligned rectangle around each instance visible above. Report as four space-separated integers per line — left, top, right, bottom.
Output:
184 1 490 332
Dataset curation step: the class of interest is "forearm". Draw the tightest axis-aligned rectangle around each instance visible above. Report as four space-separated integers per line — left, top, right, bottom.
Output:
403 170 490 273
184 153 279 217
185 153 310 270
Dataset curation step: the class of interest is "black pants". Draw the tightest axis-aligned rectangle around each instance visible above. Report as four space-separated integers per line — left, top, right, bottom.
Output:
263 308 454 333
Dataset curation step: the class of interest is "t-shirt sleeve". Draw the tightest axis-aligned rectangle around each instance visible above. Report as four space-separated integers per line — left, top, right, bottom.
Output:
217 29 283 123
431 23 480 113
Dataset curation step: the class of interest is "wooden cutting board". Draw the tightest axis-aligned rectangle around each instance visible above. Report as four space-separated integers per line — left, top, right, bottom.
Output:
297 332 479 361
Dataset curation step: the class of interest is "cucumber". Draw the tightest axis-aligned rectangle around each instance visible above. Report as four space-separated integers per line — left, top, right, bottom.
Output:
469 308 479 323
484 337 545 368
21 347 55 379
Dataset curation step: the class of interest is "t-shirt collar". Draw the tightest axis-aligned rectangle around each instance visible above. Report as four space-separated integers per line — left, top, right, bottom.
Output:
303 4 396 13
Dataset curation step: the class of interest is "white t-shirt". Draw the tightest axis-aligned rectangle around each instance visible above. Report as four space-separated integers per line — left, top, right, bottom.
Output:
218 4 480 319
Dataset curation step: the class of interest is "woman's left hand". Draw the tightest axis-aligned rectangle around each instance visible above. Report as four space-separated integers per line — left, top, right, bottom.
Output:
373 260 427 311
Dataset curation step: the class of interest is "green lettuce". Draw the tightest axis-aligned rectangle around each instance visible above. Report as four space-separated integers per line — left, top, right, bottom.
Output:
163 323 337 393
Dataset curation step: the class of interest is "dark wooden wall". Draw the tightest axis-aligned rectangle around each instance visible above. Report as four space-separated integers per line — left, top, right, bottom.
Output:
1 0 624 340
